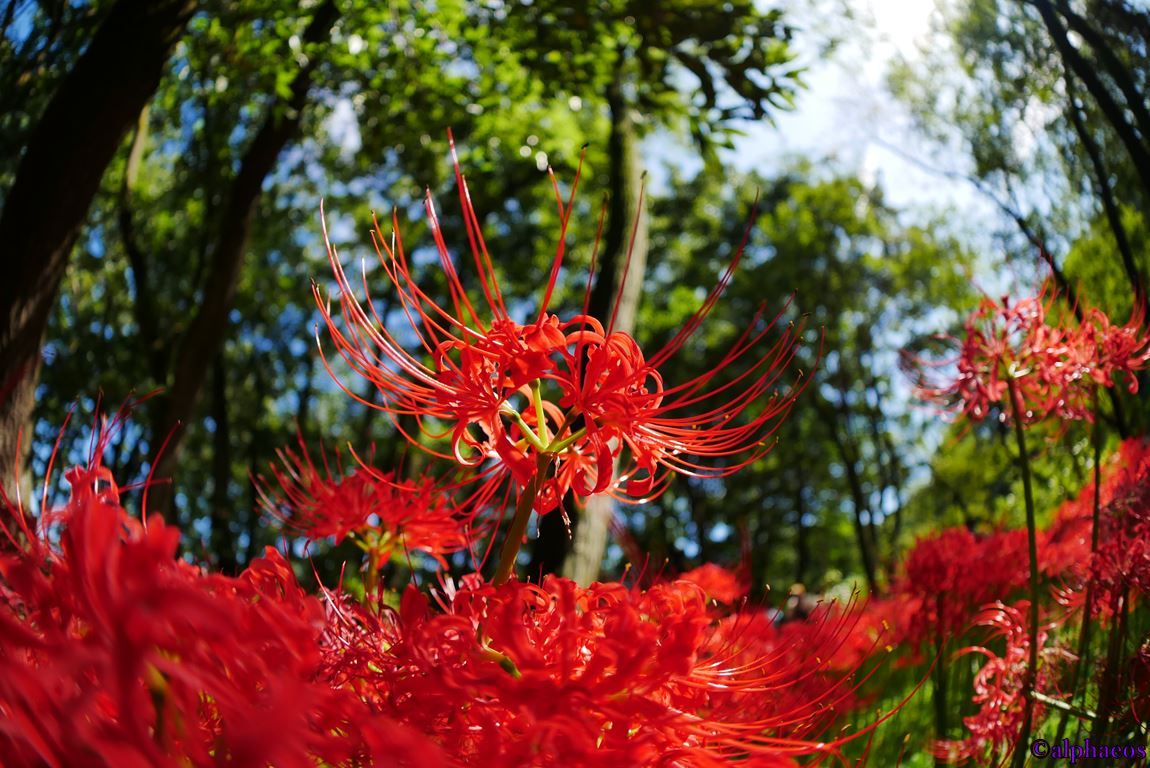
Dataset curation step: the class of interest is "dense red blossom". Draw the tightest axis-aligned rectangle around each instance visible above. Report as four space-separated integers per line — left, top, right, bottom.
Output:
1075 438 1150 614
321 574 880 766
0 454 440 767
895 528 1029 648
678 562 750 606
316 136 806 515
256 434 474 568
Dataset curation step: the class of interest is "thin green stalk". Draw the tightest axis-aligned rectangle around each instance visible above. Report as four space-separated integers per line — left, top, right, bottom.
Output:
505 408 549 453
548 426 587 454
1056 391 1103 743
531 379 547 440
934 593 949 767
1008 378 1041 768
493 453 551 586
1089 585 1129 746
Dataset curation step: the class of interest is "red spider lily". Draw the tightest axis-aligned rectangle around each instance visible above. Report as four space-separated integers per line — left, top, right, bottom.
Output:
1065 305 1150 393
0 432 441 767
1079 438 1150 612
896 528 1030 648
315 135 806 519
256 433 484 570
912 289 1067 424
935 601 1068 765
320 574 887 766
1044 438 1150 621
677 562 750 606
912 286 1149 424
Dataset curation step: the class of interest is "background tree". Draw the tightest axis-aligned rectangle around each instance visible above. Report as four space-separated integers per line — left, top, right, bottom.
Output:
0 0 196 498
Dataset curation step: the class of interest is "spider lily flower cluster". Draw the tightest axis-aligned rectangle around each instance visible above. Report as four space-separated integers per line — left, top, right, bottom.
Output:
0 422 441 766
316 138 806 529
254 434 487 573
901 284 1150 764
913 287 1149 424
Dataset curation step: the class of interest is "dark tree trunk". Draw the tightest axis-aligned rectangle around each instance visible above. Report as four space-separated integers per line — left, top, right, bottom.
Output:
147 0 340 518
817 398 879 594
1054 0 1150 149
794 468 810 587
0 0 196 499
209 354 237 573
1032 0 1150 203
1063 68 1145 306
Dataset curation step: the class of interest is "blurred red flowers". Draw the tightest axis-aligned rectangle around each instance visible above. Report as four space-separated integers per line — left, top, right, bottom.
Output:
256 434 476 569
912 286 1149 424
0 450 440 767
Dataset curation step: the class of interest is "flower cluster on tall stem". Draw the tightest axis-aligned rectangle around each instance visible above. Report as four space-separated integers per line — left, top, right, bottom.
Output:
912 285 1149 761
316 135 807 579
934 602 1066 764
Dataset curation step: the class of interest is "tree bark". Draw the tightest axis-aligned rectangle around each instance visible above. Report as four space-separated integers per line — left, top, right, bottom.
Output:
1054 0 1150 151
1032 0 1150 203
209 354 237 572
0 0 195 499
1063 67 1145 306
794 463 810 587
147 0 340 517
556 74 649 586
816 397 879 594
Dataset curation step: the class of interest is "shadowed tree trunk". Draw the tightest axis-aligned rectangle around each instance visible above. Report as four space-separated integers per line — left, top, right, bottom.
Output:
530 71 649 584
816 396 880 595
146 0 340 518
1032 0 1150 203
0 0 196 499
208 354 237 572
794 466 810 587
1062 68 1144 306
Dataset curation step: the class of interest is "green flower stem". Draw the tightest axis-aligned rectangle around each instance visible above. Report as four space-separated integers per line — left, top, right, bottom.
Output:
547 426 587 455
1008 377 1041 768
934 592 949 764
493 452 551 586
531 379 548 440
504 407 549 453
1089 584 1129 745
1055 388 1103 744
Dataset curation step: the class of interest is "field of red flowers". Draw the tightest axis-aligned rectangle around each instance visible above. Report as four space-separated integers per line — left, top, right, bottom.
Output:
3 148 1149 767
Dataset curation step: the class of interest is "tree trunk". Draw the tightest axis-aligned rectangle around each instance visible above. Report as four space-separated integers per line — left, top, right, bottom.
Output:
208 353 237 572
560 75 650 586
1032 0 1150 203
794 467 810 587
147 0 340 518
0 0 195 499
1063 67 1144 306
817 397 880 594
